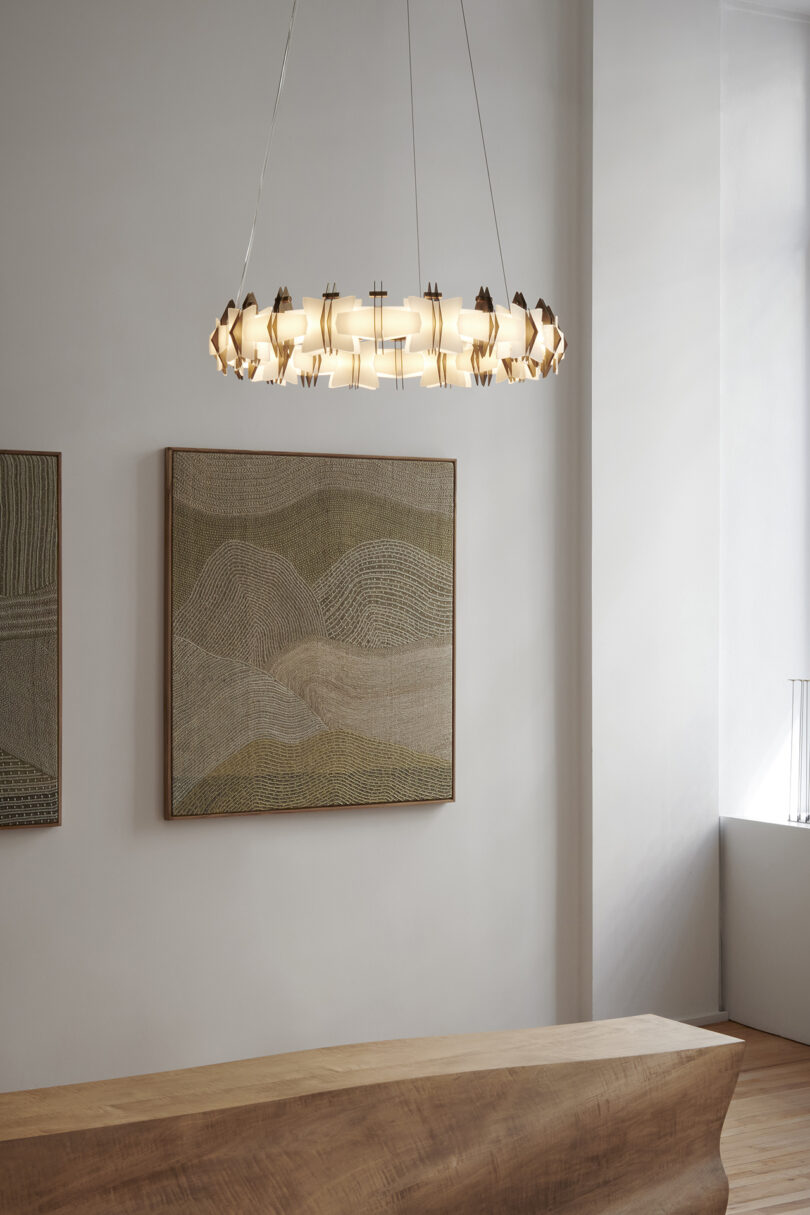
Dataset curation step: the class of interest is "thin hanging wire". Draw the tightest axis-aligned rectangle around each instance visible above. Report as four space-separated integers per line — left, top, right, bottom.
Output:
406 0 423 296
235 0 300 304
459 0 509 302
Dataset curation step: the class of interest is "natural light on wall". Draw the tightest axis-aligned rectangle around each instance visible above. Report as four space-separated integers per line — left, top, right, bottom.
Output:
720 1 810 824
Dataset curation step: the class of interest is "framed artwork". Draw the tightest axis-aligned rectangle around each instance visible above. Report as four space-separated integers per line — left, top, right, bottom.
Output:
0 451 61 829
165 449 455 818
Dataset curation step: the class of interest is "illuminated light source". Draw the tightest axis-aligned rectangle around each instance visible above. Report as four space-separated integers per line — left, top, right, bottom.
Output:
301 287 358 356
209 282 567 390
374 348 424 380
292 347 379 391
338 285 421 347
209 299 239 376
456 348 499 377
406 285 464 355
421 352 470 389
209 0 567 391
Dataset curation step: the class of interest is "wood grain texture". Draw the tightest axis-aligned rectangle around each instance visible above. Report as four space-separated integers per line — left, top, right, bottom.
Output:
710 1021 810 1214
710 1020 810 1072
0 1016 742 1215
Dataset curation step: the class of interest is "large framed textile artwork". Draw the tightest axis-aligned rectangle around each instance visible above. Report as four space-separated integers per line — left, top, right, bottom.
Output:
165 449 455 818
0 451 61 828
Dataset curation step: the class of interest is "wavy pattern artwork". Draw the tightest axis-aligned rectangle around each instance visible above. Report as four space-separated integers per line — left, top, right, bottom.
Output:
0 637 58 777
314 541 453 650
171 489 453 608
0 452 60 828
174 732 453 816
0 587 58 640
167 450 455 816
0 454 58 598
0 748 59 828
173 452 455 520
172 638 327 803
175 542 325 669
271 639 452 763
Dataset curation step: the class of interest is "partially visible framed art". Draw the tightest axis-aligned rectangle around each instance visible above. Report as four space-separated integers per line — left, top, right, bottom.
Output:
165 449 455 818
0 451 61 828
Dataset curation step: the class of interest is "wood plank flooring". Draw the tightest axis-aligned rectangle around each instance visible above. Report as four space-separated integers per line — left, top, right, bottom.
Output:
711 1021 810 1214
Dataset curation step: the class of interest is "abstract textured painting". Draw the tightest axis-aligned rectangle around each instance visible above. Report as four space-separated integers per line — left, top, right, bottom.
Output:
0 451 60 828
166 449 455 817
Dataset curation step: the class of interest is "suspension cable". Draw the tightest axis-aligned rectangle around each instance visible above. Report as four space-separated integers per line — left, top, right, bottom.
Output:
235 0 300 304
406 0 423 296
459 0 509 301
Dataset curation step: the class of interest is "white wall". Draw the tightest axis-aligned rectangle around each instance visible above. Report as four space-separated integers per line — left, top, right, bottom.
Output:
720 2 810 822
591 0 723 1022
0 0 591 1091
722 816 810 1043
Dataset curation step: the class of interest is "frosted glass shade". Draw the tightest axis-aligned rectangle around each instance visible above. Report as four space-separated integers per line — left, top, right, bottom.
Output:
301 295 358 355
420 353 469 388
338 307 420 343
404 296 464 354
293 349 378 390
457 308 500 344
208 300 240 374
374 350 424 379
329 351 378 390
456 349 499 374
209 286 566 388
250 351 298 385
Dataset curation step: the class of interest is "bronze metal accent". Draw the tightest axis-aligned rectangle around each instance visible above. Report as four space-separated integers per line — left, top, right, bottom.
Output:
474 285 499 359
470 348 492 387
300 354 322 388
370 281 388 354
269 285 295 380
319 283 339 355
512 291 538 361
423 282 444 353
534 297 567 378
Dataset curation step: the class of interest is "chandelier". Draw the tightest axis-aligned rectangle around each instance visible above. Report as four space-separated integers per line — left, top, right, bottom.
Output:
210 1 567 390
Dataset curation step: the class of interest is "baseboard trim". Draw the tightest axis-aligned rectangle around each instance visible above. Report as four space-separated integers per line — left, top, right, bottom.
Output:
683 1012 729 1027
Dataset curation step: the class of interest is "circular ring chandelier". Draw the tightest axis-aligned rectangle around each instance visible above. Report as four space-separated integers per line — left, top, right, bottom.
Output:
210 1 567 390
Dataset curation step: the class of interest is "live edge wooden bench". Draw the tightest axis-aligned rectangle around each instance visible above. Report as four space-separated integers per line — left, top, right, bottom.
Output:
0 1015 743 1215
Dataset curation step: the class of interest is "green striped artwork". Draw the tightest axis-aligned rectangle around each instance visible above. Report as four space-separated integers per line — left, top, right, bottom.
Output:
0 451 60 828
166 450 455 818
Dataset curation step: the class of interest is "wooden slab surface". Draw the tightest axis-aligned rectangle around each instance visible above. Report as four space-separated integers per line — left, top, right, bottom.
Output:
0 1013 734 1141
0 1016 744 1215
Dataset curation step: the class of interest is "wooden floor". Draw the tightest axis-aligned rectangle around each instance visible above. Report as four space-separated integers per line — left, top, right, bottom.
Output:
710 1021 810 1214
